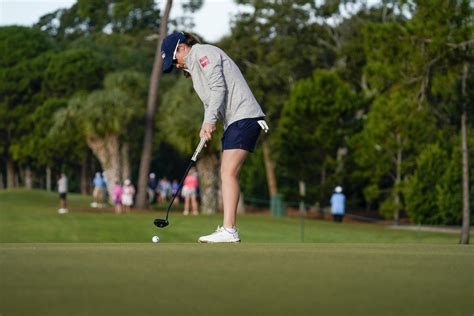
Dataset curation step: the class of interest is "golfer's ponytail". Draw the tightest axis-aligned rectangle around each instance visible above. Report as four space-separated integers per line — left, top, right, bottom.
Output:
183 32 201 46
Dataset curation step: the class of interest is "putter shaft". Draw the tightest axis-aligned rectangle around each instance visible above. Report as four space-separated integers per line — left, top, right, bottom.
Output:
154 138 206 227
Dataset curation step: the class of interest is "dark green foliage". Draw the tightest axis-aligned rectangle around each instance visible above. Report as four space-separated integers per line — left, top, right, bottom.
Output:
278 70 360 202
68 33 155 73
404 131 474 225
435 148 465 225
240 146 268 200
405 134 474 226
43 49 109 97
0 52 55 166
404 144 448 224
351 90 436 218
0 26 54 68
353 0 473 221
19 98 85 168
435 134 474 225
363 22 410 92
104 69 148 101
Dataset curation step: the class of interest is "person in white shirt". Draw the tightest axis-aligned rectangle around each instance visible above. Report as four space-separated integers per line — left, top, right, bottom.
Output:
57 173 68 214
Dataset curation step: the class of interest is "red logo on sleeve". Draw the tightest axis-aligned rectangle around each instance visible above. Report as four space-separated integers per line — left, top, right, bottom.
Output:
199 56 209 68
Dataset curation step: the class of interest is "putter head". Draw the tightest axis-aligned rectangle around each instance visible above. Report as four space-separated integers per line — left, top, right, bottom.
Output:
154 218 169 228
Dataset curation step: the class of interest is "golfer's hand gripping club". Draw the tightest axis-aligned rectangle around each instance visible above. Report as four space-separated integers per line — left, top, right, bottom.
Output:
200 123 216 141
192 138 207 162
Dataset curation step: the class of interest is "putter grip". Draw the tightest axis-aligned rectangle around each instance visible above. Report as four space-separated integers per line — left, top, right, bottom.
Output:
191 138 206 162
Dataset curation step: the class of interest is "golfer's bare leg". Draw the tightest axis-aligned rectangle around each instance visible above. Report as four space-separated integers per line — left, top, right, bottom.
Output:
221 149 248 228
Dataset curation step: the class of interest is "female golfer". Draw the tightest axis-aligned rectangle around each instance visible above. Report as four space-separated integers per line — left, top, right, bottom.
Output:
161 32 268 243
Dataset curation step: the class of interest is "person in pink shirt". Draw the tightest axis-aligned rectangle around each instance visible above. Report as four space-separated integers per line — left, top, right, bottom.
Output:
112 181 123 214
181 167 199 215
121 179 135 213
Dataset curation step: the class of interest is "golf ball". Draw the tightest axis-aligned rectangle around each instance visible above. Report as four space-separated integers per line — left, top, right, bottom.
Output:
152 236 160 243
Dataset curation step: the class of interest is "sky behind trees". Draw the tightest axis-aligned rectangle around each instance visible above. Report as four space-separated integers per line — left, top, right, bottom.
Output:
0 0 244 42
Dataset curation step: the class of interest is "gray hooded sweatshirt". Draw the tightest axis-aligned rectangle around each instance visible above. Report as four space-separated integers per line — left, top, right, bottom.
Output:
184 44 265 130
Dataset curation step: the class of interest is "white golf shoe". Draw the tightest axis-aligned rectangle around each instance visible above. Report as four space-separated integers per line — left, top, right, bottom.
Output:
198 226 241 243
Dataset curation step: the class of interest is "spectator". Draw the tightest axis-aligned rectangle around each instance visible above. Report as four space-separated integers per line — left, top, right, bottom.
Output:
158 177 171 203
181 167 199 216
148 173 158 204
171 179 180 204
121 179 135 213
92 172 105 208
57 172 68 214
112 181 123 214
330 186 346 223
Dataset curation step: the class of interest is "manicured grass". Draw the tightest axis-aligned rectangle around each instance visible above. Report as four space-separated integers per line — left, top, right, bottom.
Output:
1 243 473 316
1 190 473 315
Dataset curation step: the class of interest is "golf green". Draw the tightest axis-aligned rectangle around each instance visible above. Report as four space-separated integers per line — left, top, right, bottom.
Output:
1 243 473 316
1 190 473 315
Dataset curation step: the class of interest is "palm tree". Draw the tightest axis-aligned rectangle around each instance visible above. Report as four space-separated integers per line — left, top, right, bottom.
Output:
52 71 146 199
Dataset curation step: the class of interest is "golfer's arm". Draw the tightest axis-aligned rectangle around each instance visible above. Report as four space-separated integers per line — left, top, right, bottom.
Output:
202 58 225 125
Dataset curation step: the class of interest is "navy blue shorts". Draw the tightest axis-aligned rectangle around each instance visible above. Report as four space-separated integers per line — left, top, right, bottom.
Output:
222 117 264 153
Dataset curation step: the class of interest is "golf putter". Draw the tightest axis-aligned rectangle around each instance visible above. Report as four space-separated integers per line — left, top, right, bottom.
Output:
154 138 207 228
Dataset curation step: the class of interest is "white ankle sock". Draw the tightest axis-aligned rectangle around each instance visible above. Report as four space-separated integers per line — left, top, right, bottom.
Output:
224 227 236 233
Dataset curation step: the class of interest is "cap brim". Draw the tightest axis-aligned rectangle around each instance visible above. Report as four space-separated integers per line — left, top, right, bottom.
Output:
163 60 174 73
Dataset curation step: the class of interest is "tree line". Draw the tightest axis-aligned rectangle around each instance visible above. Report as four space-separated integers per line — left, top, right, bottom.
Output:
0 0 472 239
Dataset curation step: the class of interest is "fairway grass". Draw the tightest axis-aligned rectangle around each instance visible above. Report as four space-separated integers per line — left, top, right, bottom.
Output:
1 243 473 316
1 190 473 315
0 189 465 244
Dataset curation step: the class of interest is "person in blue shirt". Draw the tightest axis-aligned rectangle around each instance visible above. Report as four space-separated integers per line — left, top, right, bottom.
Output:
330 186 346 223
171 179 180 205
147 173 158 204
92 172 105 208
